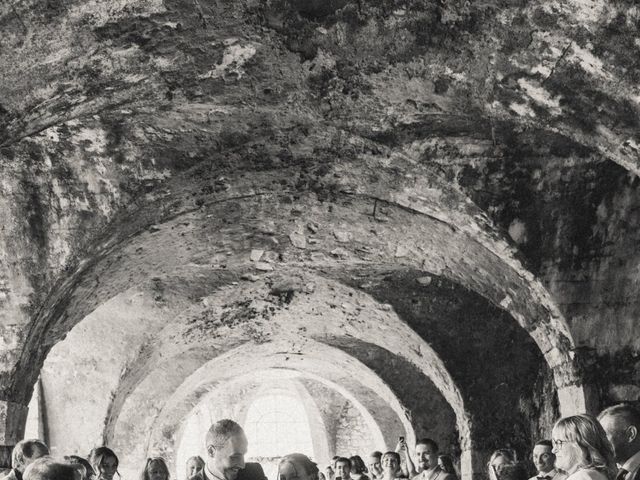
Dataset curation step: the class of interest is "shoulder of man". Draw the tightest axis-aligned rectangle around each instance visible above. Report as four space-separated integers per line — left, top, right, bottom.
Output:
411 472 425 480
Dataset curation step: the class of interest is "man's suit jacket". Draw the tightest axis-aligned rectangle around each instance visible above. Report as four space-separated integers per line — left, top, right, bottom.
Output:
627 469 640 480
237 463 267 480
190 463 266 480
621 451 640 480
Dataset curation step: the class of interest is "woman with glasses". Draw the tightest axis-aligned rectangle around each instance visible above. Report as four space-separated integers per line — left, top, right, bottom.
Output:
380 452 404 480
551 414 617 480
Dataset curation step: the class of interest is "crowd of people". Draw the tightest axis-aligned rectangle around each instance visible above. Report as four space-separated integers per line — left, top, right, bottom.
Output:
2 403 639 480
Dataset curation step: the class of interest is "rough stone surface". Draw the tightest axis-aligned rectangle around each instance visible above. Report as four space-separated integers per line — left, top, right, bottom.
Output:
0 0 639 479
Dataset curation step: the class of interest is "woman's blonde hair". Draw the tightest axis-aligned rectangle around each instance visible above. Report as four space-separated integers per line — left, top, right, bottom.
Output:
553 414 616 480
487 449 517 473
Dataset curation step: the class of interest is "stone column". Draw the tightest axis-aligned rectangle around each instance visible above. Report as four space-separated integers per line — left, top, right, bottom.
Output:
0 401 29 470
460 446 486 480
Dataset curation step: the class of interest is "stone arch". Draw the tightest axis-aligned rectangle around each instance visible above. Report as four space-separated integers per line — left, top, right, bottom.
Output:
15 159 581 402
12 158 580 480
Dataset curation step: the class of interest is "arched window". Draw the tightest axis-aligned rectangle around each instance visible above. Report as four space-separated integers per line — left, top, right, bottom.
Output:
245 394 314 460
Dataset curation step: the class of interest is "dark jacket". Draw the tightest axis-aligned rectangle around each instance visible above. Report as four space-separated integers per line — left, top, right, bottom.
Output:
190 463 266 480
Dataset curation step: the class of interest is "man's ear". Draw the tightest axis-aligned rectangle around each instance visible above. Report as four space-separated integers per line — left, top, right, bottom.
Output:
627 426 638 443
207 445 216 458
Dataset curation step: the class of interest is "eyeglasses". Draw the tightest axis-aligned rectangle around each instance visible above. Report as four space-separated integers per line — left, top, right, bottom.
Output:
552 439 567 449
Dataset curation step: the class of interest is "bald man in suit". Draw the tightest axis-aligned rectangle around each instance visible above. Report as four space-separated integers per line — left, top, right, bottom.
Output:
599 403 640 480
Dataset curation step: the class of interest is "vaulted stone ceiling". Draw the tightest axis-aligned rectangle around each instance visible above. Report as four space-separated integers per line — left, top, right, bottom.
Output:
0 1 639 479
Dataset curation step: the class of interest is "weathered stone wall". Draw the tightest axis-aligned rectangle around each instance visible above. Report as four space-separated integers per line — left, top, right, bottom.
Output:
1 0 640 477
334 401 376 458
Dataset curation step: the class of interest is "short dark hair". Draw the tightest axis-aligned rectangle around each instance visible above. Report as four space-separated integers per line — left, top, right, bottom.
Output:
278 454 318 478
599 403 640 427
534 440 553 449
369 452 382 459
416 438 439 453
24 457 76 480
335 458 350 467
64 456 94 480
206 419 244 450
12 440 49 472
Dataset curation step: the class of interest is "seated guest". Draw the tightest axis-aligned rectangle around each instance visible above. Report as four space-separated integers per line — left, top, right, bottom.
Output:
24 457 76 480
278 454 319 480
488 450 517 480
87 448 119 480
2 440 49 480
437 456 457 480
350 457 369 480
141 458 169 480
528 440 565 480
186 458 204 480
335 458 351 480
368 453 382 480
381 452 403 480
551 414 616 480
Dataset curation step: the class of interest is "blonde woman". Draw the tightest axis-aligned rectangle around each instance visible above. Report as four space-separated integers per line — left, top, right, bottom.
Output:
551 414 616 480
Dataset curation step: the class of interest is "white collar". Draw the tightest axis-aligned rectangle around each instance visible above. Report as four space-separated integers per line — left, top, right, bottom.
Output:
621 450 640 473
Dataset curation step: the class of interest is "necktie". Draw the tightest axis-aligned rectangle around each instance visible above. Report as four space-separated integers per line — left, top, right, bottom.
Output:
616 469 628 480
